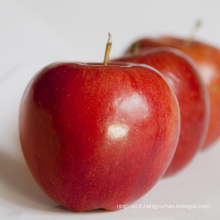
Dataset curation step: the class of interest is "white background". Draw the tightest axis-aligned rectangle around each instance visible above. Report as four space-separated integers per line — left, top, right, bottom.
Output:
0 0 220 219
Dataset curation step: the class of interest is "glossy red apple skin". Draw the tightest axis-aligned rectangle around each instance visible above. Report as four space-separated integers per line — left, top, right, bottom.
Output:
19 62 180 211
125 36 220 148
113 48 209 176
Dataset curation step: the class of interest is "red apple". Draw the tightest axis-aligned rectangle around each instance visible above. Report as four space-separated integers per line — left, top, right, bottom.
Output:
113 48 209 176
125 36 220 149
19 61 180 211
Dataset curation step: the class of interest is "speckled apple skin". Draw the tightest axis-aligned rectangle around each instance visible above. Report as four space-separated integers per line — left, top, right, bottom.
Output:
114 48 209 176
19 62 180 211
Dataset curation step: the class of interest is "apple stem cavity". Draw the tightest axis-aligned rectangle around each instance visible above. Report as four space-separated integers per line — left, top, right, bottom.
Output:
104 33 112 66
185 20 202 45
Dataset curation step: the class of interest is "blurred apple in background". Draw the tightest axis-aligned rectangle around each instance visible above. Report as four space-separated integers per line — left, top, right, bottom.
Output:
19 60 180 211
113 48 209 176
125 36 220 149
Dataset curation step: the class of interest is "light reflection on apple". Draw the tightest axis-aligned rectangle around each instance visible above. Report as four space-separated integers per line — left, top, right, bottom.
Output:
106 92 149 141
114 92 149 120
107 123 129 140
165 72 180 95
198 63 216 84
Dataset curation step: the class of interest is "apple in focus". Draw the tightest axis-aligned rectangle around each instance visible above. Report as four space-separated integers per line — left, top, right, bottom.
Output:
125 36 220 148
19 62 180 211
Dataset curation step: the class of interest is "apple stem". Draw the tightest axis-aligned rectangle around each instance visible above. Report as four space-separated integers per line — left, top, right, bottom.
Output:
131 42 140 55
185 20 202 45
104 33 112 66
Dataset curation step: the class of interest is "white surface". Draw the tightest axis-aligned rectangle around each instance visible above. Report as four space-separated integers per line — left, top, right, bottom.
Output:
0 0 220 219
